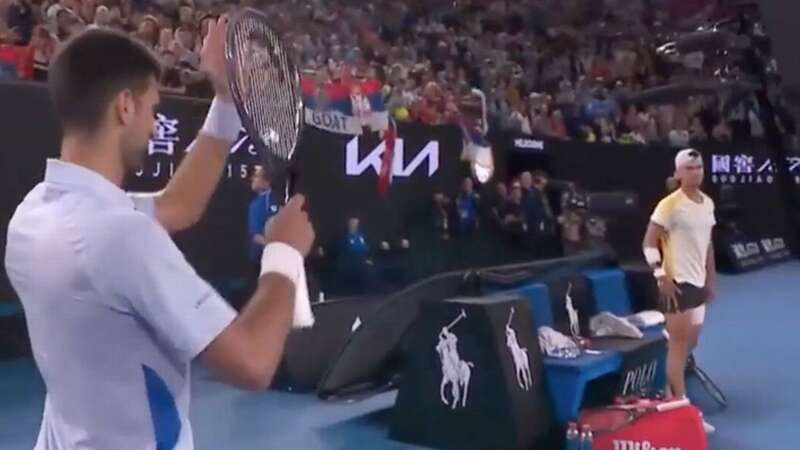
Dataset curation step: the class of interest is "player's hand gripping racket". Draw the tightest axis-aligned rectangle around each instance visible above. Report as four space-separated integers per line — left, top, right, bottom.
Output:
225 7 303 203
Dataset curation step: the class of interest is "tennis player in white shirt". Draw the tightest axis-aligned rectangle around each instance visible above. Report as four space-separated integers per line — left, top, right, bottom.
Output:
643 148 717 433
4 18 315 450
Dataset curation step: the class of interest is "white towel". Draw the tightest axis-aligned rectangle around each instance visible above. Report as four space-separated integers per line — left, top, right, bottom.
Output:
538 326 580 358
627 310 665 328
590 312 643 339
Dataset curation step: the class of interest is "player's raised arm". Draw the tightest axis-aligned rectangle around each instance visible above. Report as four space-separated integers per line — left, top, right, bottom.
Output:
147 17 242 233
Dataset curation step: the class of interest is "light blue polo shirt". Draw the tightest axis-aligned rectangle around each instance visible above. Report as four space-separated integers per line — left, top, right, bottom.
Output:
4 159 237 450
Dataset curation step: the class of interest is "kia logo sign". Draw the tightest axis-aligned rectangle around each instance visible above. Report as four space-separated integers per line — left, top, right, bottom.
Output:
345 137 440 177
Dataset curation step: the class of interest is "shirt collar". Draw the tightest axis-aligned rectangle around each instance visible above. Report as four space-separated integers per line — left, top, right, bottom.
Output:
44 159 133 208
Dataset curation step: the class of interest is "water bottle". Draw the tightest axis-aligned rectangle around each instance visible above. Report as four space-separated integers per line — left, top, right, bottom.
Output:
580 425 593 450
565 422 580 450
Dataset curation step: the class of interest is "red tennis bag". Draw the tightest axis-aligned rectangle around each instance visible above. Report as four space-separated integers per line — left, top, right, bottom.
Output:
578 400 707 450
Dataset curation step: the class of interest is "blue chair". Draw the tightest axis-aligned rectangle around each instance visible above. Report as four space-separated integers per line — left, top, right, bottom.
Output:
583 268 667 391
495 282 624 424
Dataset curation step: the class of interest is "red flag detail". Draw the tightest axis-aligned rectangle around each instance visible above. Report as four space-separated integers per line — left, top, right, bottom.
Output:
378 121 396 196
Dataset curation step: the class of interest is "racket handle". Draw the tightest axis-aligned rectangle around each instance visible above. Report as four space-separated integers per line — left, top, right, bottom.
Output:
286 167 298 196
655 398 690 412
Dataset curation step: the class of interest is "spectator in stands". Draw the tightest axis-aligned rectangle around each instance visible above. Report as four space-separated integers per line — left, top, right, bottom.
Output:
3 0 33 45
485 181 508 229
455 177 480 235
135 14 159 49
156 25 172 51
499 182 528 247
432 192 454 241
173 24 199 68
29 24 55 81
529 170 560 257
177 0 195 27
559 186 589 256
90 5 109 28
78 0 95 25
54 8 83 41
0 0 792 148
159 48 185 94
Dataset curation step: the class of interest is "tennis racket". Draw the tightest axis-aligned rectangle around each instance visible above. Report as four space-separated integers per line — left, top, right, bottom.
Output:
225 7 303 202
224 8 315 328
578 398 690 433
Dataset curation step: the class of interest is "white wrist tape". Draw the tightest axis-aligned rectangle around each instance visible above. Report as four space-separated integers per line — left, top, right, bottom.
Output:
260 243 314 328
199 97 242 143
643 247 662 266
653 267 667 279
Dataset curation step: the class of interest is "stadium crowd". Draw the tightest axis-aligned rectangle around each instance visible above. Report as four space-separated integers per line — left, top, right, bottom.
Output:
1 0 795 147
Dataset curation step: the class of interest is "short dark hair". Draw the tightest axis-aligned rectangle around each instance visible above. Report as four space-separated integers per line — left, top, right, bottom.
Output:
49 29 161 134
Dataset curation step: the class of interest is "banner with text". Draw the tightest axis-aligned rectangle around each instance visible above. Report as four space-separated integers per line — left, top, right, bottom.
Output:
493 132 797 263
0 82 465 301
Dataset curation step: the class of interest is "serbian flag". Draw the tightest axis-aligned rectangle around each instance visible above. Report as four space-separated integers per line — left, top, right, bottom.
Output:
300 76 354 116
361 78 389 131
300 76 318 108
326 80 355 116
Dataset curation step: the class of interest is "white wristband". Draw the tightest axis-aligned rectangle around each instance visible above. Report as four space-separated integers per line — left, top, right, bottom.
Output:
199 97 242 143
653 267 667 279
260 242 314 328
643 247 662 266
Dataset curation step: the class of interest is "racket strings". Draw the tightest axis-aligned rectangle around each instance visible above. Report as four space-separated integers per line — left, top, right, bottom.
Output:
230 14 301 161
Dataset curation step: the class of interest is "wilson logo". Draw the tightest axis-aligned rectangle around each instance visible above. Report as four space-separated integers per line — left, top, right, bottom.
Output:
613 441 681 450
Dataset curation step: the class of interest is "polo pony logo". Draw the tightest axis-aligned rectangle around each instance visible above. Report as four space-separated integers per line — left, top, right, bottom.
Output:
505 307 532 391
565 282 580 339
436 309 474 410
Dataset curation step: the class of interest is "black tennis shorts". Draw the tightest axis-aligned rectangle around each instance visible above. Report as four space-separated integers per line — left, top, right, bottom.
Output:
663 282 707 314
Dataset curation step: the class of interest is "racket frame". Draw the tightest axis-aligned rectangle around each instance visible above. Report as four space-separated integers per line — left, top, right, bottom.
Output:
224 6 304 199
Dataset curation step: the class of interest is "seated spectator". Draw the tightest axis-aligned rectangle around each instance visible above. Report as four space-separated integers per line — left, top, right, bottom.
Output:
499 182 529 250
4 0 34 45
29 25 55 81
53 8 84 42
159 49 185 94
0 0 790 147
134 14 159 49
78 0 95 26
177 0 196 27
0 44 24 80
486 181 508 228
90 5 110 29
559 187 590 256
173 24 199 69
